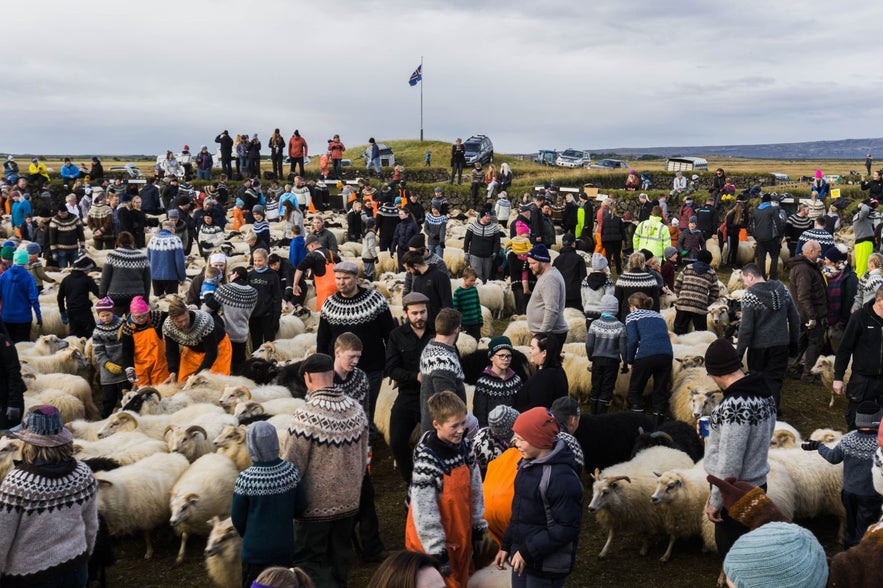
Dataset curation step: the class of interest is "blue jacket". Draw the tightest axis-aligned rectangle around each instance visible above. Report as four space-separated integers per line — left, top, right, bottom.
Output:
60 163 80 180
146 230 186 281
11 199 31 229
288 235 306 267
501 440 583 579
625 308 673 362
0 265 40 323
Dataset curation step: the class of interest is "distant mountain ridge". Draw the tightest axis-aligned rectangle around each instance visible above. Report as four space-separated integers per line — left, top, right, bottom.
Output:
595 138 883 160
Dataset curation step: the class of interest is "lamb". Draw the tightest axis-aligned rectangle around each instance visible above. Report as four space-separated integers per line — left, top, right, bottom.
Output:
669 330 718 348
19 347 89 376
212 425 253 471
687 389 723 421
809 355 851 408
768 447 845 530
770 421 803 449
204 516 242 588
588 446 694 558
727 269 744 293
573 412 654 476
24 389 85 423
219 385 292 409
73 431 168 465
15 334 70 356
93 452 191 559
706 302 730 337
169 453 240 563
22 372 99 420
251 340 311 362
650 467 717 561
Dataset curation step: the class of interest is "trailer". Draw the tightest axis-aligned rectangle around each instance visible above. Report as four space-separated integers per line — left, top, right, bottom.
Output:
665 157 708 172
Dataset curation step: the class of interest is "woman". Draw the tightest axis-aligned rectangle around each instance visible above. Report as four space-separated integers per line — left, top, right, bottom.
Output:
197 214 225 259
613 252 660 321
392 207 419 270
625 292 673 427
624 169 640 191
811 169 829 201
252 566 314 588
162 296 232 383
162 151 182 179
473 336 522 428
600 203 625 274
484 163 499 199
515 334 568 412
0 405 98 587
120 296 169 386
581 252 615 328
187 253 228 306
723 201 745 267
117 195 147 248
99 231 151 317
852 252 883 312
498 162 513 194
282 199 305 240
367 551 444 588
494 407 583 588
710 167 726 206
450 138 466 185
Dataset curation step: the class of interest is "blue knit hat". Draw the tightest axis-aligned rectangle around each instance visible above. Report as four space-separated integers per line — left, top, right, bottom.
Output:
25 242 41 255
488 336 513 358
14 405 74 447
527 244 551 263
723 522 828 588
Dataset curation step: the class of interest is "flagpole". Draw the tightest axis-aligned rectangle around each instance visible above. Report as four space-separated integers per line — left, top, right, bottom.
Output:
420 56 424 142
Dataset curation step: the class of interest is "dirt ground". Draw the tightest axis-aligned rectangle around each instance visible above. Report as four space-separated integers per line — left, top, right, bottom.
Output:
102 371 848 587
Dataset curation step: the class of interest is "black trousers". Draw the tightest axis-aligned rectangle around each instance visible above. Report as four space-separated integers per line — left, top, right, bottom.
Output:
673 310 707 335
628 354 672 414
450 163 464 184
843 373 883 430
293 516 354 588
152 279 179 297
464 323 482 341
726 233 740 266
746 345 788 410
590 357 619 406
102 382 131 418
602 241 623 274
221 155 232 177
230 341 247 374
842 491 883 548
290 157 305 177
68 313 96 339
352 472 384 558
715 483 767 558
798 322 825 379
755 238 780 280
271 153 284 179
390 392 421 484
5 322 31 344
249 314 279 350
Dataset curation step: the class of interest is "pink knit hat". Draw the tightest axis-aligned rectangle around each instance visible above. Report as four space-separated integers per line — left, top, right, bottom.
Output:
129 296 149 314
815 169 823 179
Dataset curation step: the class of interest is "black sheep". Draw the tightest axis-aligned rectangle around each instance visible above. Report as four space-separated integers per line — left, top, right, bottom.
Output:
573 411 654 476
241 358 281 385
270 360 308 399
630 420 704 463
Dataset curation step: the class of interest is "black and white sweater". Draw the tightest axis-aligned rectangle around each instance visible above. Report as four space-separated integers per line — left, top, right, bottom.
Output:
210 281 258 344
585 315 627 362
49 213 85 251
472 367 521 428
317 287 396 373
99 247 151 300
419 340 466 432
334 367 369 415
614 270 660 320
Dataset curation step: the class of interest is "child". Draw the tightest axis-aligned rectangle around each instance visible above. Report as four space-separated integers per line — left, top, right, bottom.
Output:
25 242 54 292
472 336 522 428
668 217 681 248
678 215 706 262
453 267 483 341
494 191 511 229
803 401 883 548
232 198 246 231
425 151 432 166
92 296 130 417
58 254 99 338
585 294 626 414
288 225 307 270
200 266 221 306
361 218 378 281
661 247 678 292
232 421 306 587
471 405 519 475
197 214 225 259
252 205 270 251
406 391 487 587
425 200 447 258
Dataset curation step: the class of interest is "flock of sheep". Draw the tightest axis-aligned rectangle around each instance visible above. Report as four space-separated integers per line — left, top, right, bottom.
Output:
0 206 857 587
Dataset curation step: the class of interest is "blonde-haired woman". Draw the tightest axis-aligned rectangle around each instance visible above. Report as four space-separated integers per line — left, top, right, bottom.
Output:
485 163 499 198
723 201 745 267
498 162 513 194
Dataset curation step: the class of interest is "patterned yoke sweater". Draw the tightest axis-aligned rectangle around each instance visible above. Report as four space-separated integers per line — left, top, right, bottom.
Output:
419 340 466 432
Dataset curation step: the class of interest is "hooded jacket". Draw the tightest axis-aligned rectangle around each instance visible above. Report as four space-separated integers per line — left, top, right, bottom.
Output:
0 265 40 323
580 272 615 317
736 279 801 358
632 215 668 259
786 255 828 323
835 300 883 380
853 202 876 243
752 202 784 242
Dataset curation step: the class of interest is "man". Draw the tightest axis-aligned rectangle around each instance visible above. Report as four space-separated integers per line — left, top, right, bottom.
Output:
402 251 452 326
463 209 503 284
402 233 449 296
288 130 308 177
672 250 720 335
866 152 873 176
48 204 85 269
510 203 532 238
366 137 382 179
27 157 49 186
311 215 339 256
195 145 213 181
784 203 813 258
695 197 719 242
636 193 654 222
552 233 587 310
525 244 568 347
59 158 80 183
670 171 687 198
752 193 785 280
284 353 368 588
786 240 828 383
317 261 395 424
419 308 466 433
852 196 878 278
292 234 338 311
529 192 547 243
835 285 883 429
90 156 104 182
214 130 234 177
385 292 434 484
291 175 311 210
632 205 668 260
146 220 186 296
797 216 835 256
703 338 777 559
735 263 800 411
138 178 161 216
575 191 594 248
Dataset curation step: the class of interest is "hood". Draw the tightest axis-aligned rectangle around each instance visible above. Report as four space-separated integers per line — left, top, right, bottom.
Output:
587 272 610 290
246 421 280 462
691 261 711 274
519 437 577 471
785 254 817 271
481 366 516 381
745 280 789 311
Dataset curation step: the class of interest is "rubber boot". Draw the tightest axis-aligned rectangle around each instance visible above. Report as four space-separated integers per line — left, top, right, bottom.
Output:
653 413 665 429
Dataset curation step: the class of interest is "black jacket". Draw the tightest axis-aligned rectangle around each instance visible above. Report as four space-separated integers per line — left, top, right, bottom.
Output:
410 265 453 326
0 333 26 424
247 268 282 319
835 300 883 379
694 205 718 240
57 270 100 313
600 214 624 242
385 323 434 396
752 203 783 242
139 184 161 214
215 133 234 156
552 246 587 305
561 202 578 233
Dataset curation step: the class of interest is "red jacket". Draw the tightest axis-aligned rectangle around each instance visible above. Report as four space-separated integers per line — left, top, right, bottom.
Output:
288 136 308 158
328 140 346 160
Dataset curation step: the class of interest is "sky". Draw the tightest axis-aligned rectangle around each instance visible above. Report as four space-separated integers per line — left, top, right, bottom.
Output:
5 0 882 156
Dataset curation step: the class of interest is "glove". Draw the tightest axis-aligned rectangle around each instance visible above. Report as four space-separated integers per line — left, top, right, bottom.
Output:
60 311 69 325
5 406 21 424
472 528 485 561
801 440 820 451
51 252 58 261
36 319 42 328
680 250 687 257
125 367 138 383
104 361 123 375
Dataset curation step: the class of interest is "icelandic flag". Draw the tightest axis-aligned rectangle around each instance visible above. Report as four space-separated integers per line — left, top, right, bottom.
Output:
408 65 422 87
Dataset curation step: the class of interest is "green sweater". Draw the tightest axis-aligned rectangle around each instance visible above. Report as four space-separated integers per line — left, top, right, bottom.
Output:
453 285 483 326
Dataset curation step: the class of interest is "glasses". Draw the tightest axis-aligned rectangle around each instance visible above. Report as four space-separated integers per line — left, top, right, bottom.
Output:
495 354 513 360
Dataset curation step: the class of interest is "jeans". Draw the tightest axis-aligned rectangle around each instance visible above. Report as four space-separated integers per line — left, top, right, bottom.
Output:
428 244 444 258
196 168 211 180
367 157 381 175
451 163 464 184
55 249 77 269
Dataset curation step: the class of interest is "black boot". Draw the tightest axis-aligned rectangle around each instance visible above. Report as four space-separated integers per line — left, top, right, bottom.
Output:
653 413 665 428
590 399 599 415
596 401 609 414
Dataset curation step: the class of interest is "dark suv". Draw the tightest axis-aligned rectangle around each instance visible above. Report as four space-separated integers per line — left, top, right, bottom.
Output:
463 134 494 165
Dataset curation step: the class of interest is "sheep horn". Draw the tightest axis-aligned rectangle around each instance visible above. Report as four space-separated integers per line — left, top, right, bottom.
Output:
163 425 177 437
187 426 207 439
139 387 160 401
607 475 631 484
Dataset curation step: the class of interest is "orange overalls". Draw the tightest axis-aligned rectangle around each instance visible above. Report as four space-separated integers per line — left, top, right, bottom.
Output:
176 335 232 382
232 207 245 231
482 447 520 546
313 250 338 312
405 461 474 588
132 325 170 386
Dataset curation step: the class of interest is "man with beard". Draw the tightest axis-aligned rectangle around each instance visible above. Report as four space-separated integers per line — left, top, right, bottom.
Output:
384 292 434 485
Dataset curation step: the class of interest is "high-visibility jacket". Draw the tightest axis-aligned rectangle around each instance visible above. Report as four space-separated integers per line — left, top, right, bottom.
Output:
632 215 668 259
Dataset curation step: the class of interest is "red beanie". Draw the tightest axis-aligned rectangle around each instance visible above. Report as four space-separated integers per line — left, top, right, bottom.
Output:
513 407 560 450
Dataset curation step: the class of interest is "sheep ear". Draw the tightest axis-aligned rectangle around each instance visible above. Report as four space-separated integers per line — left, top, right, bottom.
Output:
653 471 661 477
696 357 705 366
98 479 114 488
675 358 683 364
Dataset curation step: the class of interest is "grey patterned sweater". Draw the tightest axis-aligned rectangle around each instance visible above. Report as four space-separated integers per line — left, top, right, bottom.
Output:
818 430 880 496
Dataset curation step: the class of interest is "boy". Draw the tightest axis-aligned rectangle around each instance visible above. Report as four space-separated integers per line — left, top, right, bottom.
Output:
678 215 705 262
58 254 99 338
252 205 270 252
585 294 626 414
25 242 54 292
661 246 679 292
232 198 245 231
362 218 378 281
406 391 487 587
453 267 483 341
803 401 883 548
199 267 221 307
91 296 130 417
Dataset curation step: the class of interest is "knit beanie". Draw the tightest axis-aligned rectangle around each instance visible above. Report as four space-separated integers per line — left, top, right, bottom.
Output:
689 215 698 224
855 401 882 429
513 407 560 450
252 205 265 216
527 244 551 263
723 522 828 588
488 336 513 358
1 246 13 261
488 405 519 439
431 198 443 211
246 421 279 462
600 294 619 315
25 242 41 255
591 253 608 271
704 339 742 376
12 249 28 265
130 296 150 314
95 297 115 312
706 475 788 530
515 221 530 236
697 250 713 264
663 246 678 260
209 253 227 266
408 233 426 249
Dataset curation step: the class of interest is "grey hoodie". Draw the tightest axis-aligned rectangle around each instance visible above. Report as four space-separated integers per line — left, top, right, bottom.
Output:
247 421 279 462
736 279 801 358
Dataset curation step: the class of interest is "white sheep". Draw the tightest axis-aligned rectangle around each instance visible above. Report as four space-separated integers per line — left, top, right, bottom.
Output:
650 467 717 561
443 248 467 278
0 437 22 481
204 516 242 588
212 425 252 471
588 446 694 558
768 447 845 531
563 308 588 344
22 372 99 420
165 412 238 463
562 353 592 402
15 334 70 356
169 453 240 563
770 421 803 449
233 398 305 419
73 431 168 465
219 385 292 409
19 347 89 376
669 330 718 348
373 379 400 447
809 428 844 447
94 452 191 559
251 340 310 362
809 355 851 408
502 320 532 347
181 371 258 393
276 314 306 339
467 563 511 587
456 333 479 356
727 269 744 293
562 342 587 357
119 387 197 415
480 305 494 338
97 404 226 440
24 389 85 424
476 282 505 319
669 368 719 423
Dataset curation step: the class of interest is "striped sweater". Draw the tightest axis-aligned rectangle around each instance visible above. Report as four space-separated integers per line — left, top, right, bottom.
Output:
673 262 720 315
48 213 85 251
453 285 483 326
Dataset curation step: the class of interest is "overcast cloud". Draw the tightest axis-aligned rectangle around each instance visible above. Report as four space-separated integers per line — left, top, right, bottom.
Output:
4 0 880 156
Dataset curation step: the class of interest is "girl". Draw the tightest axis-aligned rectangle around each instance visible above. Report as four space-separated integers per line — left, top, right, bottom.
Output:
92 296 130 416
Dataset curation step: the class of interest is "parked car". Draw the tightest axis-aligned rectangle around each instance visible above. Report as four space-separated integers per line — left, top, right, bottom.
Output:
107 163 144 179
555 149 590 168
463 134 494 165
589 158 629 170
536 149 558 166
